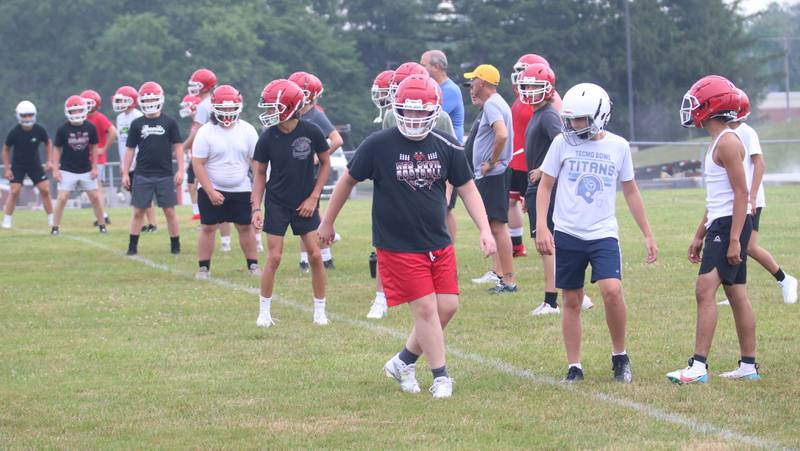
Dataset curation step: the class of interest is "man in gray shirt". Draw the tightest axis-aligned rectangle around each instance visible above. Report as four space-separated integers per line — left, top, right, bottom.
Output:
463 64 516 293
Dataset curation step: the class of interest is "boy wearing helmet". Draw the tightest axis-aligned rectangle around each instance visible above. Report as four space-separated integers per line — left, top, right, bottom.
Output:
535 83 658 383
2 101 54 229
51 96 106 235
81 89 115 225
667 76 759 384
318 75 496 398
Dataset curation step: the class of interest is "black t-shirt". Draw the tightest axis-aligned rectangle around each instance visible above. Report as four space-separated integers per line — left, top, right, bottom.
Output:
347 128 473 253
5 124 49 167
253 120 329 209
126 114 182 177
54 122 98 174
524 103 562 193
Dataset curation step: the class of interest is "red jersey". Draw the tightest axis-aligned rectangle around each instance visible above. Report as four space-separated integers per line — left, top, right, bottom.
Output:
86 111 113 164
510 98 534 172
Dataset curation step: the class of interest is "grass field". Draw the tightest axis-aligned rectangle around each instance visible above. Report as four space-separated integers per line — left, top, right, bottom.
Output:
1 187 799 449
633 119 800 172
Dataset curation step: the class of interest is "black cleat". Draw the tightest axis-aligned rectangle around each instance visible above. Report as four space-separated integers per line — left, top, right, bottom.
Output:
104 216 111 225
141 225 148 232
323 259 335 270
146 224 158 233
99 224 108 234
299 261 310 273
50 226 60 236
171 245 180 255
488 281 518 294
612 354 633 383
562 366 584 383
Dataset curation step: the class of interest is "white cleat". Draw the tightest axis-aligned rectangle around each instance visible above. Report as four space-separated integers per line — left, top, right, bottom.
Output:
429 376 454 398
667 360 708 384
1 223 10 230
195 267 210 280
248 264 262 277
383 355 421 393
1 218 11 229
718 299 731 306
779 275 798 304
366 300 388 319
471 271 500 284
256 312 275 328
333 232 342 243
313 309 329 326
582 295 594 310
220 241 232 252
719 364 760 380
531 302 560 316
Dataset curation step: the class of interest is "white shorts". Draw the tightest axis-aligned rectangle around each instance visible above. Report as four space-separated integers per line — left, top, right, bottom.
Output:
59 170 97 192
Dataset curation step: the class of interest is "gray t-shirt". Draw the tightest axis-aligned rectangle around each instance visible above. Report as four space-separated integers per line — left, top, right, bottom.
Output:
524 103 562 194
473 92 513 179
301 106 335 137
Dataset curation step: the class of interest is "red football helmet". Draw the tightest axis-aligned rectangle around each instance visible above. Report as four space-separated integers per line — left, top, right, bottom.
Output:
258 79 305 128
188 68 217 95
736 88 750 121
179 94 201 118
371 70 395 109
515 63 555 105
138 81 165 115
112 86 138 113
64 95 88 123
389 62 429 100
80 89 102 113
680 75 740 128
512 54 550 85
393 74 442 139
211 84 243 126
288 71 324 106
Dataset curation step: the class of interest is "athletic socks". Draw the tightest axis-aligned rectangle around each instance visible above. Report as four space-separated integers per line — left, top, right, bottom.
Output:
199 260 210 270
544 291 558 308
568 363 583 371
773 268 786 282
374 291 386 304
432 365 448 379
321 247 332 262
398 347 420 365
259 295 272 314
740 356 757 372
2 215 11 228
300 251 309 264
509 227 523 246
47 213 54 226
191 203 200 215
170 236 181 254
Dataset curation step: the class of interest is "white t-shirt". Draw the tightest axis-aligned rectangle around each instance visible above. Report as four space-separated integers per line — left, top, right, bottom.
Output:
192 120 258 192
116 109 143 171
540 132 635 240
194 97 212 126
734 123 766 208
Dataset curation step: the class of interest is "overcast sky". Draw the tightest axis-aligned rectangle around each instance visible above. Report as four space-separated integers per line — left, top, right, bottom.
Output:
734 0 799 14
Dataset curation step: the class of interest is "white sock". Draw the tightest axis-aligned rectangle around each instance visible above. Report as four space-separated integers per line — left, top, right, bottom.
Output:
192 203 199 215
255 233 262 245
314 298 326 310
259 295 272 314
612 350 627 357
740 361 757 373
568 363 583 371
374 291 386 304
220 235 231 246
300 251 309 264
2 215 11 226
47 213 53 226
691 359 707 372
321 247 332 261
509 227 523 238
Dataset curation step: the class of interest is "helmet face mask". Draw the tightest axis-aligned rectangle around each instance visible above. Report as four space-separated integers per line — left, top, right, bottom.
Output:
138 82 165 115
680 93 700 128
64 96 88 124
517 79 551 105
561 115 600 146
560 83 612 146
371 85 391 109
258 80 304 128
392 74 442 139
187 81 202 96
680 75 740 128
16 101 37 126
211 85 243 127
112 95 134 113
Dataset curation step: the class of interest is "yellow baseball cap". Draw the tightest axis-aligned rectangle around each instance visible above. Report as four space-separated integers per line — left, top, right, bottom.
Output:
463 64 500 86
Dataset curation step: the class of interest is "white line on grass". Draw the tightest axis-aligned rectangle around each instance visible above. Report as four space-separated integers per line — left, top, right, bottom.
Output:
60 233 788 450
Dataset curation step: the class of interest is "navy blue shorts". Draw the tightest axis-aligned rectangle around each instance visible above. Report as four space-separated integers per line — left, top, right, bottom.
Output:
554 231 622 289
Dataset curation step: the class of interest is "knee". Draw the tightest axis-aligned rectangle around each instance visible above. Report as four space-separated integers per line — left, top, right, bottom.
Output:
694 279 716 303
10 185 22 196
38 185 50 196
414 299 439 320
307 249 323 265
600 284 624 304
267 252 282 268
562 291 583 311
133 208 146 219
200 224 217 234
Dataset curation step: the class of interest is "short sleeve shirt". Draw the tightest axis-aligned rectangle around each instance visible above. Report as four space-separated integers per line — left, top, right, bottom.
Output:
253 120 329 209
116 109 143 170
347 128 472 252
524 103 562 193
5 124 49 167
126 114 182 177
473 93 513 179
86 112 113 164
510 98 534 171
194 97 212 126
734 123 765 208
193 120 259 192
54 122 98 174
301 107 336 137
382 109 456 138
540 132 634 240
440 79 465 142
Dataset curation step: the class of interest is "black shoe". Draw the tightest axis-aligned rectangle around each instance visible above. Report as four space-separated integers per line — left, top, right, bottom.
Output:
147 224 157 233
612 354 633 383
99 224 108 234
323 259 335 269
488 281 518 294
171 244 180 255
94 220 99 227
104 216 111 225
299 261 310 273
562 366 584 383
50 226 60 236
126 247 137 256
141 225 148 232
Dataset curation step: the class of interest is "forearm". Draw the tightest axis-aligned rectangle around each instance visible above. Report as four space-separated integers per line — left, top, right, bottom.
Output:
192 159 214 191
251 171 266 207
46 142 53 165
751 156 764 199
91 145 97 170
122 148 134 174
2 147 9 167
52 149 61 169
694 210 708 240
173 144 185 173
328 131 343 153
623 183 653 237
489 137 506 164
457 181 491 233
311 161 331 198
730 190 748 241
535 182 553 231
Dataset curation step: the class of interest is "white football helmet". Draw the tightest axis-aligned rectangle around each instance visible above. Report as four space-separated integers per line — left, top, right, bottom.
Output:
15 101 37 126
560 83 612 146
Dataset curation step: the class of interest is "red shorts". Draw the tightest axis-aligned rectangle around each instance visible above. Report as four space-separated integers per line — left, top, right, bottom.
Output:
377 245 459 307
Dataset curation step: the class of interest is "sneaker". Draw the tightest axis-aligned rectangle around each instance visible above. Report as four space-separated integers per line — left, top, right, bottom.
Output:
488 281 517 294
50 226 60 236
147 224 157 233
612 354 633 383
779 274 798 304
98 224 108 234
323 259 335 269
383 355 421 393
248 263 262 277
429 376 454 398
256 311 275 328
666 359 708 384
582 295 594 310
313 308 329 325
562 366 584 383
718 299 731 306
512 243 527 257
195 266 210 280
719 361 760 380
220 241 232 252
299 261 310 273
191 213 201 221
531 302 560 316
126 247 137 256
471 271 500 284
366 300 387 319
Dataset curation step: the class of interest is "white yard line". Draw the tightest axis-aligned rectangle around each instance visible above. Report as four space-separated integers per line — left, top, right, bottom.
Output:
57 233 789 450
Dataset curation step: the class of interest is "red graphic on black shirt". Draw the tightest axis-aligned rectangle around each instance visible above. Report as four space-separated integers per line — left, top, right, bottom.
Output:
396 152 442 190
67 132 90 151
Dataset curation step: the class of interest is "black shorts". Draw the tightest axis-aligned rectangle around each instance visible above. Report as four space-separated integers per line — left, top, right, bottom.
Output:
11 164 47 185
132 174 176 209
263 199 320 237
508 169 528 200
752 207 762 232
198 188 252 225
187 164 195 184
699 215 753 285
476 172 510 223
525 184 556 238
